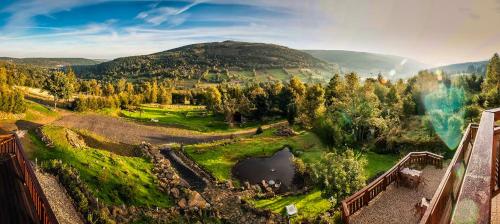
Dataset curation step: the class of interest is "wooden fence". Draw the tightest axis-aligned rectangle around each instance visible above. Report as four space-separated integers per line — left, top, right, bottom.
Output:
341 151 443 223
0 134 59 224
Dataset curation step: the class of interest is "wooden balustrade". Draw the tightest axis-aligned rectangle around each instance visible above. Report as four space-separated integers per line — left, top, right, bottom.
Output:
421 108 500 224
0 134 59 224
341 151 443 223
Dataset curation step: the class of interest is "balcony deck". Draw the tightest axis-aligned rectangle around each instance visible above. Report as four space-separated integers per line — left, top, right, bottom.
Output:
0 155 38 224
349 164 446 224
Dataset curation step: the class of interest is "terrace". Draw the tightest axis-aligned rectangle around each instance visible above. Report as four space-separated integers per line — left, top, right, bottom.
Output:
342 108 500 224
0 134 58 224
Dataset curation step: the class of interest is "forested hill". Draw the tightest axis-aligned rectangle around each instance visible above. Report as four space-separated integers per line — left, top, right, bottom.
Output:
303 50 428 79
429 60 488 75
73 41 333 81
0 57 103 67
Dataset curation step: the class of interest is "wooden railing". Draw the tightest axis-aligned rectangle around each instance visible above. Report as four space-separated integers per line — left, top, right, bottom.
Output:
421 108 500 224
341 151 443 223
419 124 478 224
0 134 59 224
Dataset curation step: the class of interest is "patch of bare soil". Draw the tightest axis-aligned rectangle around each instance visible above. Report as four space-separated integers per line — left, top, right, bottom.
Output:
53 114 286 145
35 170 84 224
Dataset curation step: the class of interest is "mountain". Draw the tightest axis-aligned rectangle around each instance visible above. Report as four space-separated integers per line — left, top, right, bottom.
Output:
429 60 488 75
303 50 429 79
0 57 103 68
73 41 334 84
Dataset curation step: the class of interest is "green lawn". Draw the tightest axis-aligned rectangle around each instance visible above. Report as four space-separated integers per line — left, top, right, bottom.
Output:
251 190 331 222
362 151 400 178
120 105 264 132
33 125 172 207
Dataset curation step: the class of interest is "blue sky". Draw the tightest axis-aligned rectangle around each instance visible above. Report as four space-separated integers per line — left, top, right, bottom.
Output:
1 0 499 65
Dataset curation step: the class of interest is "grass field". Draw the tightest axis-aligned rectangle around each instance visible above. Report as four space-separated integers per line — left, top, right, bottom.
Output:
120 105 265 132
33 125 172 207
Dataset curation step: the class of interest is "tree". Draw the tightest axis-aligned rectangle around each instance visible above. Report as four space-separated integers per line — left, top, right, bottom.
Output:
481 53 500 107
104 83 115 96
43 71 75 109
117 78 127 94
310 150 366 205
204 86 222 112
302 83 325 126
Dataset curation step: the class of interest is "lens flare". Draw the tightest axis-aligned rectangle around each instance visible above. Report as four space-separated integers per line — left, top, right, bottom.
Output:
424 84 465 149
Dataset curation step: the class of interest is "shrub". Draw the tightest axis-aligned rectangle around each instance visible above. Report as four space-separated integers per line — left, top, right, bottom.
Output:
255 126 263 135
310 149 366 205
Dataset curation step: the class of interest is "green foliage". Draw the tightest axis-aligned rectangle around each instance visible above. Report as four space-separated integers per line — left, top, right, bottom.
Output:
0 85 27 114
310 150 366 205
43 70 76 108
481 53 500 108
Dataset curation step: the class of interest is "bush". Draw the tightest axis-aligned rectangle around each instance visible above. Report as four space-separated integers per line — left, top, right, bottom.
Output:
255 126 263 135
310 149 366 205
0 85 27 114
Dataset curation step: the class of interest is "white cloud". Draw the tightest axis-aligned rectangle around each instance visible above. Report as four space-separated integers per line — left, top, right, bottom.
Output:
135 0 205 26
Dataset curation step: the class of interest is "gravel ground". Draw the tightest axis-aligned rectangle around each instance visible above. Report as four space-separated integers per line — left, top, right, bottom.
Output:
350 164 447 224
53 114 285 145
35 170 84 224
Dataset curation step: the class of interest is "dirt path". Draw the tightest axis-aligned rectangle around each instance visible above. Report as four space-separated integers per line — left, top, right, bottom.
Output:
52 113 286 145
35 170 84 224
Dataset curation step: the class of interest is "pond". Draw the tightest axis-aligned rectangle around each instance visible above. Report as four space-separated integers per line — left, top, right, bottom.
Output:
232 148 304 193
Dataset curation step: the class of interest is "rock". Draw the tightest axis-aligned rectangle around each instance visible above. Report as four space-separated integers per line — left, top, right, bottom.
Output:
274 125 297 136
244 181 251 189
170 188 180 198
65 129 86 148
187 191 208 209
177 198 187 209
261 180 268 188
226 180 234 189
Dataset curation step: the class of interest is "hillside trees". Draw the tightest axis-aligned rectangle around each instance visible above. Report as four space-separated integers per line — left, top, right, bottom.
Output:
43 71 76 109
482 53 500 107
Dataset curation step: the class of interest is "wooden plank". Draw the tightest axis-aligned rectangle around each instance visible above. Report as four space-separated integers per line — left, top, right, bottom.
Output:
451 111 495 224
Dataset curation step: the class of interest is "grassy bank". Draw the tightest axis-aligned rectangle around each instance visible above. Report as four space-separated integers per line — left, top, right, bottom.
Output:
33 125 172 207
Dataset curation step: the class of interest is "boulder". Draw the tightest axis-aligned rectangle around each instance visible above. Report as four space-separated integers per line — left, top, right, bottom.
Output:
65 129 86 148
187 191 208 209
177 198 187 209
170 188 180 198
225 180 234 189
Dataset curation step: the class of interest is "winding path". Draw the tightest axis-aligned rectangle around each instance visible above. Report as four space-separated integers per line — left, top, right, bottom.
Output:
52 113 286 145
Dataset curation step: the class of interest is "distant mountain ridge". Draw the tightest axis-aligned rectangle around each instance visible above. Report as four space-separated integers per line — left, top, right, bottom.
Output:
303 50 429 79
429 60 488 75
0 57 103 68
73 41 333 83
